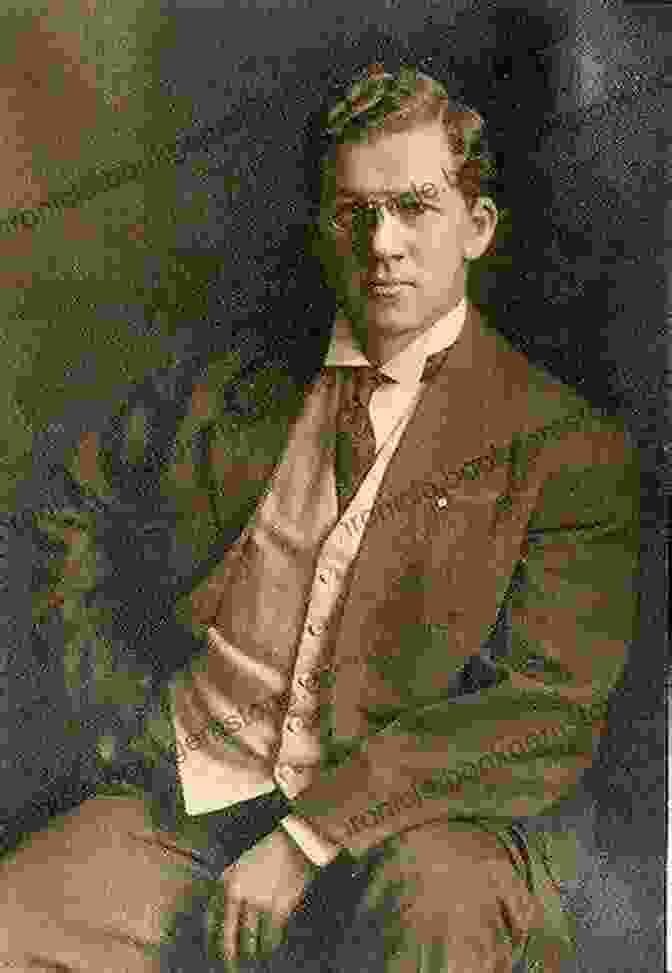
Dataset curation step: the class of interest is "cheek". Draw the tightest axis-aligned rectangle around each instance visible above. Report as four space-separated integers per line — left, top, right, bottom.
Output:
409 231 454 272
414 227 459 271
435 223 462 256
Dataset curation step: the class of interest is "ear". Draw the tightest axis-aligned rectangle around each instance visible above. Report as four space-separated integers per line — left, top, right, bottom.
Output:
464 196 498 260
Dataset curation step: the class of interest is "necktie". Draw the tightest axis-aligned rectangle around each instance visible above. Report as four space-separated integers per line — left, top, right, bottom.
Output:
332 347 452 515
420 346 452 382
334 366 391 515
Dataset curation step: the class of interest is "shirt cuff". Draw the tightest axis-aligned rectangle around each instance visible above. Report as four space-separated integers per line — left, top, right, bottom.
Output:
280 813 344 867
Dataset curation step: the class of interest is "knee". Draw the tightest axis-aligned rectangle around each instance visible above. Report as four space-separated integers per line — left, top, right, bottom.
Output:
363 821 544 940
0 795 199 954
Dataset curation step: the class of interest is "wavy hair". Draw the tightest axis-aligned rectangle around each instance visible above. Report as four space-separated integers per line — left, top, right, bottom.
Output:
312 63 498 213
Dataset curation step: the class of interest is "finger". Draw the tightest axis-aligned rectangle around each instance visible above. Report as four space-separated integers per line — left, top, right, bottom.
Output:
218 894 244 965
205 884 228 963
258 907 286 957
238 899 260 961
218 951 241 973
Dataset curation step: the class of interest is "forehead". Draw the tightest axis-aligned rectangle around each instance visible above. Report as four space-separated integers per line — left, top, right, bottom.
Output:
332 121 458 195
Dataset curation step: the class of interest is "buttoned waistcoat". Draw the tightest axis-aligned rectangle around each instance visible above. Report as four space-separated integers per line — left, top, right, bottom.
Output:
14 302 640 877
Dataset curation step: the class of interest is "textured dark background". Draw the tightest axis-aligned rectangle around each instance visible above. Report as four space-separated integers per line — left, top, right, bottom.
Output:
0 1 668 970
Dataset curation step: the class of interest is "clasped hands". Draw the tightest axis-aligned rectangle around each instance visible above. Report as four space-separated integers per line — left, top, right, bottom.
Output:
207 825 322 969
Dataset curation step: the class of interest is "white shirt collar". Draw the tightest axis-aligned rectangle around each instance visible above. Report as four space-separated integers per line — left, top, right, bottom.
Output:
323 297 467 385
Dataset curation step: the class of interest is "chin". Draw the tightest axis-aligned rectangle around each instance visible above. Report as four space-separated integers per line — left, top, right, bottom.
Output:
366 313 417 333
366 304 419 327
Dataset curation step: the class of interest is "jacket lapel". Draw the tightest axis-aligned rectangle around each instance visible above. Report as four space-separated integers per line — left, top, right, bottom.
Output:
328 303 507 730
366 301 496 522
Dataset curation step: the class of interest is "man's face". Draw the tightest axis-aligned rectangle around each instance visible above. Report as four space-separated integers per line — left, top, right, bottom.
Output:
320 120 497 360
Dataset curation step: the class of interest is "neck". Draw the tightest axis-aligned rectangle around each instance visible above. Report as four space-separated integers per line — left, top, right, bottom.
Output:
357 328 425 366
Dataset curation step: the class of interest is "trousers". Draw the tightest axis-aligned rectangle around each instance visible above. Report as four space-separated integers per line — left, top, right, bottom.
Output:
0 759 576 973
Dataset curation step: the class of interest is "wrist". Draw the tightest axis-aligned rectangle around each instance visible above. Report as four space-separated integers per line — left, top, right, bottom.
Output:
280 812 344 868
330 847 360 871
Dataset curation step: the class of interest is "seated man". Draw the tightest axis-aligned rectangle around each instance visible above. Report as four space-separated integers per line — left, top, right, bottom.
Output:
0 64 640 972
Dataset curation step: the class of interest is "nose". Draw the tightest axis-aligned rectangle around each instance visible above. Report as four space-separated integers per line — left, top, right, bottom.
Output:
367 206 406 261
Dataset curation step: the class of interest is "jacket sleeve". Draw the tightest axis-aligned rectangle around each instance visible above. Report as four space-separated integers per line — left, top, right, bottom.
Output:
291 416 641 861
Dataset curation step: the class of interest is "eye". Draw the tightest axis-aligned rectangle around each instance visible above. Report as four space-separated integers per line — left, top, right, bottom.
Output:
358 203 381 227
397 194 425 213
330 203 362 230
331 202 378 231
328 192 434 233
393 193 429 220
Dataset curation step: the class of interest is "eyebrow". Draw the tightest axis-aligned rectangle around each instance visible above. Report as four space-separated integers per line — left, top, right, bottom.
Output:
333 174 449 200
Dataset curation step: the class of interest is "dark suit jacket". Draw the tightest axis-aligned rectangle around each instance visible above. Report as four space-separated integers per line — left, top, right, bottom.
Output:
12 302 639 877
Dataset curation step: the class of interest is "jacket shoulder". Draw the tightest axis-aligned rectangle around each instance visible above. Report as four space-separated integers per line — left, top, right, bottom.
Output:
481 315 633 446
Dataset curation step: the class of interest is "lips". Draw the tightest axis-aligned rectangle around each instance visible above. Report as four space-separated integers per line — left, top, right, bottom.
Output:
367 280 412 299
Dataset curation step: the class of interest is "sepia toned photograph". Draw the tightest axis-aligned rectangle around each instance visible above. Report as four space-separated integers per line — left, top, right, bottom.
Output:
0 1 668 971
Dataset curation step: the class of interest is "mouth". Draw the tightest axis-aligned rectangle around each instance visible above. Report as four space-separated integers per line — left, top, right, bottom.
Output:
366 281 412 299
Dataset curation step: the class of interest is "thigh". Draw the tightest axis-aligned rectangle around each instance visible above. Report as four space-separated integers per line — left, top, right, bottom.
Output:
0 795 210 972
336 819 569 973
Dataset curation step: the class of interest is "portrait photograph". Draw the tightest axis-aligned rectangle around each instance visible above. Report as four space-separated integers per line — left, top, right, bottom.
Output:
0 1 668 971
